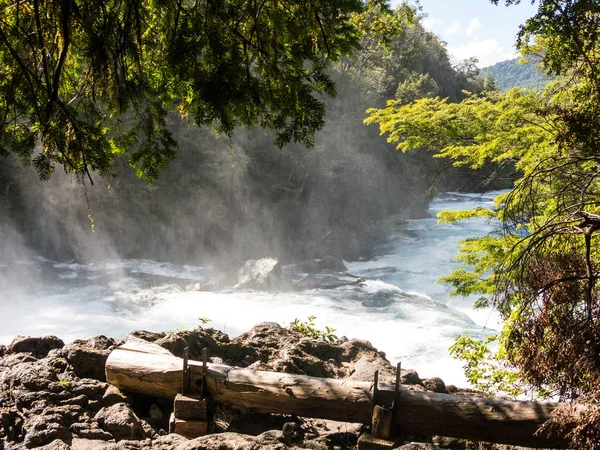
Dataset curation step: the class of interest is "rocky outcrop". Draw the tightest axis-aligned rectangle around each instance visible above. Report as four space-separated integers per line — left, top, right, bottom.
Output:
5 336 64 359
0 327 519 450
234 258 287 290
199 258 289 291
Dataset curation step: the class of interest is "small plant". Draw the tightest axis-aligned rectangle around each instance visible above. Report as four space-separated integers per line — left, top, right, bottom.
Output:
449 334 551 400
167 326 186 333
290 316 339 343
198 317 212 325
56 380 72 389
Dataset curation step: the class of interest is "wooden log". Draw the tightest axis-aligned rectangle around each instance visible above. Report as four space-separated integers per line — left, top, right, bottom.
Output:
105 338 568 448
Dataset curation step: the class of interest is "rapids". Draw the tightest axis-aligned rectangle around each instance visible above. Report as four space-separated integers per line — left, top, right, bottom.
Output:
0 191 502 386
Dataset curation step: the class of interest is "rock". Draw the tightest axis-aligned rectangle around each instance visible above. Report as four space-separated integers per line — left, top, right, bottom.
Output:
102 385 129 406
234 257 287 291
154 328 239 363
0 344 6 357
95 402 147 440
0 360 57 392
58 335 120 381
126 330 167 342
71 379 108 397
69 422 114 440
394 444 436 449
179 432 262 450
431 435 466 449
6 336 64 359
34 440 72 450
423 377 446 393
0 408 25 442
0 353 38 367
22 414 70 448
348 355 395 382
282 422 304 446
401 369 423 386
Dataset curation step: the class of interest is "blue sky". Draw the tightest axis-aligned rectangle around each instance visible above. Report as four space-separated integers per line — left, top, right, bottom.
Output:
390 0 539 67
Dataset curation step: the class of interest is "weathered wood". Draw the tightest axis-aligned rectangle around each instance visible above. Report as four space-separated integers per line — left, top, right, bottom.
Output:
372 405 394 439
169 413 210 438
105 338 568 448
391 388 562 448
174 394 208 421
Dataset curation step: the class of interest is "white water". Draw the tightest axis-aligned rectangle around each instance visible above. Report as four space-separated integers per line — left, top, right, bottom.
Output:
0 191 501 387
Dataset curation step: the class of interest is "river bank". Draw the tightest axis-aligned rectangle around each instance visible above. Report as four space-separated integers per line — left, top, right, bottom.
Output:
2 322 532 450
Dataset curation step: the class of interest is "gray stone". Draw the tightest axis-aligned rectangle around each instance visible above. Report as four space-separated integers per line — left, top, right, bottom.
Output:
179 432 261 450
282 422 304 446
102 385 129 406
69 422 114 441
393 444 436 450
423 377 446 393
401 369 422 386
58 335 119 381
23 414 70 448
33 439 72 450
7 336 64 359
95 403 146 440
234 258 287 291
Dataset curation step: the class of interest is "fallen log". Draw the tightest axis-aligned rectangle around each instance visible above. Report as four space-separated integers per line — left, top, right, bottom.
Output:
105 338 567 448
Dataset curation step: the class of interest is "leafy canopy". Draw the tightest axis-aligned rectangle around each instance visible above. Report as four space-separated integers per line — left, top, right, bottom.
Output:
366 0 600 405
0 0 414 183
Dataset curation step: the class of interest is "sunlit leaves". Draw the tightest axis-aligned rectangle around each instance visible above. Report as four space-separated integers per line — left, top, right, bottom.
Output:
365 1 600 398
0 0 411 182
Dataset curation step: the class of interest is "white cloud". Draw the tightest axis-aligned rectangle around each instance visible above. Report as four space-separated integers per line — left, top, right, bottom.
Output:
445 20 461 37
421 17 445 32
448 39 517 67
465 17 482 37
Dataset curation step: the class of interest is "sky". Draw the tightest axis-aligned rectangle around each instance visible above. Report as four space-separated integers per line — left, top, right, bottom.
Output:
390 0 539 67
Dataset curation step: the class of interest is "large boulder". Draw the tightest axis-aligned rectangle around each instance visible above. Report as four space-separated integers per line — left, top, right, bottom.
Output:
234 258 287 290
6 336 64 359
95 402 147 440
57 335 120 381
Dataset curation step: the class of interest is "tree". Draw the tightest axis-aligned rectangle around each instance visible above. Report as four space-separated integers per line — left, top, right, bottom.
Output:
0 0 414 183
366 0 600 445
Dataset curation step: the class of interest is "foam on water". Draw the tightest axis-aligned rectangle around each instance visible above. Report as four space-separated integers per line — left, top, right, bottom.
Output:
0 191 504 387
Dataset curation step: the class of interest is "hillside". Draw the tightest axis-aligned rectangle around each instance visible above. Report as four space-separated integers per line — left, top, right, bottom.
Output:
481 58 552 91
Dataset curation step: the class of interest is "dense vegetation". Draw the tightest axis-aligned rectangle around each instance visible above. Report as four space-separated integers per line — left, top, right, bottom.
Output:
367 0 600 446
5 0 600 445
480 57 552 91
0 2 496 266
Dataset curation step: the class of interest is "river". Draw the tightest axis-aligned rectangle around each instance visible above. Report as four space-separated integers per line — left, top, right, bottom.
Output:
0 191 502 386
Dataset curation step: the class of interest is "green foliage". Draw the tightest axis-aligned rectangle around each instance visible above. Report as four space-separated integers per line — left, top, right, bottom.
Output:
1 6 475 264
290 316 339 343
0 0 414 183
481 58 552 92
198 317 212 325
366 0 600 403
56 380 72 389
449 334 548 399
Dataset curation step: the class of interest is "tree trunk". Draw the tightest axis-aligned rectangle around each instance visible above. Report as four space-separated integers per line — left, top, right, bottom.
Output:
105 338 567 448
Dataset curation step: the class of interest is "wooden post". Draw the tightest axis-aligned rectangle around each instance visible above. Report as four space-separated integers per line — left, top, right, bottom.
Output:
105 338 569 448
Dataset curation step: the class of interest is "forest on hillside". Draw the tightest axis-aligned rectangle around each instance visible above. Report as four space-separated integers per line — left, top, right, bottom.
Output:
481 57 552 91
0 6 505 267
